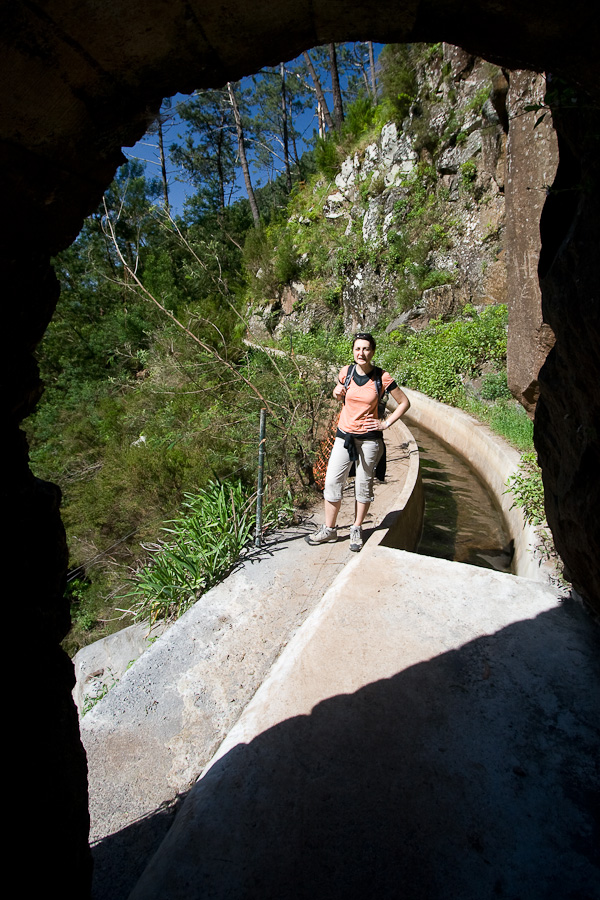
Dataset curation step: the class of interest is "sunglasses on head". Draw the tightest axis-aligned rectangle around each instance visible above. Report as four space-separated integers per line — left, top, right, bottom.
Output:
353 332 376 349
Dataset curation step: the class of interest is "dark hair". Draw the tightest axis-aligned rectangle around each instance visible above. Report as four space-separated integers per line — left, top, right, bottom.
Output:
353 332 376 351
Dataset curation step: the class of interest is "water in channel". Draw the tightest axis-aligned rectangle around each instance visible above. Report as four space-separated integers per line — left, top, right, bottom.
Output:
409 422 514 574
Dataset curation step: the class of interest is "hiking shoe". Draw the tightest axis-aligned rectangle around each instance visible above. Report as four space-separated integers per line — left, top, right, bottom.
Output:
306 524 338 545
349 525 363 552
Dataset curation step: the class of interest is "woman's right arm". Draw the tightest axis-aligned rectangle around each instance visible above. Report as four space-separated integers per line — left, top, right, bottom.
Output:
332 367 347 401
333 381 346 401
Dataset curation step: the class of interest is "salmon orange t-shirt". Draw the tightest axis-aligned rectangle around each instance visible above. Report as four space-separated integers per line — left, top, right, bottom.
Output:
337 364 397 434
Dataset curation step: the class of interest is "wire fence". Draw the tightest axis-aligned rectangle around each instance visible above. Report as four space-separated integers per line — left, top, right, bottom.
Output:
312 407 341 489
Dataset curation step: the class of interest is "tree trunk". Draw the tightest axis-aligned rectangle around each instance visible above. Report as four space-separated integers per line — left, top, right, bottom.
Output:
157 115 170 214
216 119 226 213
227 82 260 226
368 41 378 104
280 62 293 192
328 42 344 131
303 50 335 132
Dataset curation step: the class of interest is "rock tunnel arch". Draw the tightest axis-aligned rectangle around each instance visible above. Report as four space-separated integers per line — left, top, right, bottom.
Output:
4 3 598 897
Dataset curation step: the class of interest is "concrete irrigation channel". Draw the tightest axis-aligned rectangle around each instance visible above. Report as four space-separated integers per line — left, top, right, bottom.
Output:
78 394 599 900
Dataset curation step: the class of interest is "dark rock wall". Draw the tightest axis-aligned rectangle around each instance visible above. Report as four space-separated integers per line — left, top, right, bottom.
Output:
536 86 600 604
2 3 598 897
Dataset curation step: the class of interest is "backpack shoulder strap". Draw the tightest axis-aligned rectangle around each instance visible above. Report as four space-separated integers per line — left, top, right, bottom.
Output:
344 363 356 391
344 364 384 395
373 366 384 397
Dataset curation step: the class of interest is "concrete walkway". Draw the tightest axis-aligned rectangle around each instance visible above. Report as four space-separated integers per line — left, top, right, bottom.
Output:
84 424 420 899
82 413 600 900
129 553 599 900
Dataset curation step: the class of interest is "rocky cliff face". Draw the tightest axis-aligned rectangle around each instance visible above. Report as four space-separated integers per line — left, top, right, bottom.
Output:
505 70 559 414
256 45 556 423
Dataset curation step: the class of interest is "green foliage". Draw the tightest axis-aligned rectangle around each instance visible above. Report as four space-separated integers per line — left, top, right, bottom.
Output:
480 371 512 401
420 268 455 291
314 135 340 179
505 452 546 526
377 44 420 121
466 85 492 113
273 232 301 285
279 323 349 367
123 479 256 623
382 163 456 311
505 451 565 581
460 159 478 188
465 396 534 451
172 88 239 214
68 577 98 632
313 94 380 180
378 305 508 406
342 96 377 140
82 681 113 716
242 220 303 296
243 222 272 278
249 63 313 185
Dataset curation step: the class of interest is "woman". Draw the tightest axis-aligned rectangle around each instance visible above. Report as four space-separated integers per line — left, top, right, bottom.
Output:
307 332 410 552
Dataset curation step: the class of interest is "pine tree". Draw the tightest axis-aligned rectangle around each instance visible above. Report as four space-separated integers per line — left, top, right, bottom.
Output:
302 50 335 134
249 63 312 188
328 43 345 130
227 82 260 225
171 89 238 216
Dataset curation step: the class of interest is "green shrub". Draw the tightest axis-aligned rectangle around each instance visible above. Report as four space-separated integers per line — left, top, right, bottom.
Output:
466 85 492 113
273 232 301 285
378 44 419 121
480 371 512 401
460 159 478 188
342 96 376 140
378 305 508 407
466 397 534 451
123 479 256 623
314 135 339 179
505 451 546 525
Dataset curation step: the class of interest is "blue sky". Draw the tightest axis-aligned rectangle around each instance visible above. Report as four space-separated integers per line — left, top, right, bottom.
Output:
123 43 384 217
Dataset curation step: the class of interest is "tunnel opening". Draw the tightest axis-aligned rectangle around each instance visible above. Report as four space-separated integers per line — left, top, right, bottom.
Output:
5 5 600 899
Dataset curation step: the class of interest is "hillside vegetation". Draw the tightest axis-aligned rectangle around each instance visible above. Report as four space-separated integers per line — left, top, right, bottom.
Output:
26 42 541 654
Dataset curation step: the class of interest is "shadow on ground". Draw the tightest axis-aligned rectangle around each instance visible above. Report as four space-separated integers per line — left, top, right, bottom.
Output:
93 597 599 900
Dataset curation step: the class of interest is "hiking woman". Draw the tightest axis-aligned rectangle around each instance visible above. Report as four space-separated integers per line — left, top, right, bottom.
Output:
307 332 410 552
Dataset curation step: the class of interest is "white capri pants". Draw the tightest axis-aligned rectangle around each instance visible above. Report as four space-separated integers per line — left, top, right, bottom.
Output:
323 435 383 505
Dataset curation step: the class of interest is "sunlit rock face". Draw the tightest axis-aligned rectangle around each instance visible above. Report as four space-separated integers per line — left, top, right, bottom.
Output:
2 3 599 897
505 70 559 415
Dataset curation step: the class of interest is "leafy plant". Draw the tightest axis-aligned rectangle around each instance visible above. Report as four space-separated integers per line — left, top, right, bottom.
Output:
505 451 546 526
314 135 340 179
379 304 508 406
378 43 419 121
342 95 376 140
123 479 256 624
273 232 301 285
81 681 113 716
480 371 512 401
460 159 478 188
466 85 492 113
503 448 566 583
465 396 534 451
